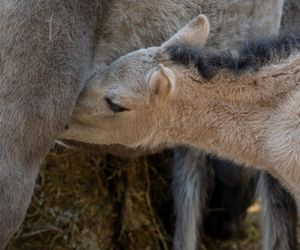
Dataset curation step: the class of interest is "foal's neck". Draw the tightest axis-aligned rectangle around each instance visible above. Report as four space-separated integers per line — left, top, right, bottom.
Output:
171 55 300 169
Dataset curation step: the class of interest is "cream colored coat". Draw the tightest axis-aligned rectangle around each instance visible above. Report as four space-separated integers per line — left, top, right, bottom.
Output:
63 16 300 205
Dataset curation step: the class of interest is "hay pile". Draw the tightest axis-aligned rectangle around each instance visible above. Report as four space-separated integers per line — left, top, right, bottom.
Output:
6 147 298 250
8 148 172 250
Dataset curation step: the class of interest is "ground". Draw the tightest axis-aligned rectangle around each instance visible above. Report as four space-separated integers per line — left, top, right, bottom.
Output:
7 147 299 250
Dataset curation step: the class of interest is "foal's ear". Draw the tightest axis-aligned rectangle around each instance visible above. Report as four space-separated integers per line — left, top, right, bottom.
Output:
147 64 176 103
161 14 210 49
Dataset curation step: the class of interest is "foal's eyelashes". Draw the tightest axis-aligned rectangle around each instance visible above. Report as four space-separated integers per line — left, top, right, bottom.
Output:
105 96 129 113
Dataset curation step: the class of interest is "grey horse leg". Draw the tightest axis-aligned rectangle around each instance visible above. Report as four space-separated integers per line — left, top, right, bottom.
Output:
0 1 99 247
259 172 298 250
172 147 214 250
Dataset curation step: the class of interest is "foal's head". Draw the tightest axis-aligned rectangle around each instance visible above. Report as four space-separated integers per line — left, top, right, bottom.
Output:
63 15 210 148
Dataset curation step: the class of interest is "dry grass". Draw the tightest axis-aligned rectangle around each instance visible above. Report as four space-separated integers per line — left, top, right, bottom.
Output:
7 148 300 250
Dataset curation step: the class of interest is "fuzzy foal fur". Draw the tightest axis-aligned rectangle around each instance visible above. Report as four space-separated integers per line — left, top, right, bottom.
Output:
63 15 300 207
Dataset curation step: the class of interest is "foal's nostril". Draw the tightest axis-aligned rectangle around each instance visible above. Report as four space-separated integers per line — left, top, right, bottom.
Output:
65 125 69 130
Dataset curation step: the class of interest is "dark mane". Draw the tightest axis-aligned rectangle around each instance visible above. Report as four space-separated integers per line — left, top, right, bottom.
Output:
166 33 300 79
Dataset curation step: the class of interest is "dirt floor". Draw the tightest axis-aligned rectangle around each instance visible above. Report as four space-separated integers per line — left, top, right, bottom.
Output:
6 148 299 250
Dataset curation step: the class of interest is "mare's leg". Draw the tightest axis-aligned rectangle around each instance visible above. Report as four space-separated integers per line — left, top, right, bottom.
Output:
259 173 298 250
0 1 99 247
172 147 214 250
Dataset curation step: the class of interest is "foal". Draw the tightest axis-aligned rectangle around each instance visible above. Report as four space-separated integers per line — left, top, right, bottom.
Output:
63 15 300 203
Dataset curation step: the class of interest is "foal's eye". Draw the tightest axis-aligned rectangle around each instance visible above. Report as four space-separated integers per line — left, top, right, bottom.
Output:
105 97 129 113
